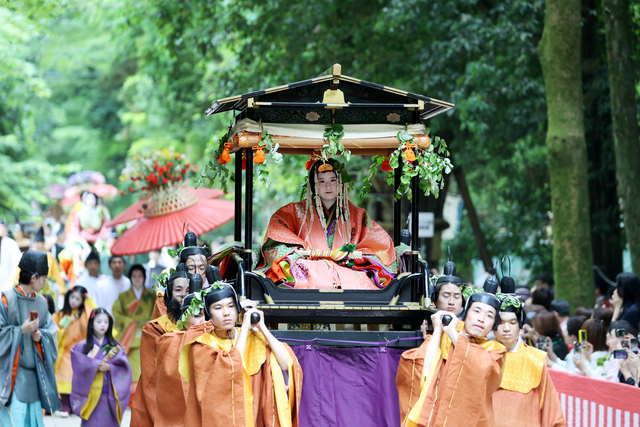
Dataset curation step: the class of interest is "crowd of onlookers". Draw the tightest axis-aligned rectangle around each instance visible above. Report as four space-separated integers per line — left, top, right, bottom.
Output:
518 272 640 387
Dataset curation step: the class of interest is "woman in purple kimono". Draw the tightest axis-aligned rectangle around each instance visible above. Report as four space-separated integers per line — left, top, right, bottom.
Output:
70 308 132 426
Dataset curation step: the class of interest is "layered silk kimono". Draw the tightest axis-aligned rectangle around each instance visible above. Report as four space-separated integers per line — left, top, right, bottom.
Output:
70 338 132 427
181 328 303 427
257 200 396 289
130 314 179 427
0 286 61 426
396 328 505 427
492 341 566 427
53 301 96 395
112 287 156 382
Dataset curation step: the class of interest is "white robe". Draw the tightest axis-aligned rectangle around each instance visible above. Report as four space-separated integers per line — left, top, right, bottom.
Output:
0 237 22 292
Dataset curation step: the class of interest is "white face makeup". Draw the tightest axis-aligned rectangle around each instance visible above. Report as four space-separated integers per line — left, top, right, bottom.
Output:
93 313 109 337
317 171 338 208
209 296 238 331
464 302 496 339
69 291 83 309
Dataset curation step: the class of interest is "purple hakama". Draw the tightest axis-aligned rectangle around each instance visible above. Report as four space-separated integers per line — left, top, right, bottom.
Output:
70 338 132 427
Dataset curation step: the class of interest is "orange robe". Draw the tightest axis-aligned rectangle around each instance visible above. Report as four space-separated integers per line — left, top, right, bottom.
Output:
152 292 166 319
52 301 96 394
182 329 303 427
396 333 505 427
492 342 566 427
130 314 178 427
154 324 211 427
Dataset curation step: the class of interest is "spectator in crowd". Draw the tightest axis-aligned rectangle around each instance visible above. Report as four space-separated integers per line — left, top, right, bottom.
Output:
0 219 23 292
550 299 570 340
611 272 640 328
572 319 613 380
592 306 613 330
574 306 594 319
547 315 588 370
534 272 555 297
51 227 66 263
531 288 553 311
607 320 640 386
595 279 612 308
74 251 102 300
93 256 131 315
532 311 569 360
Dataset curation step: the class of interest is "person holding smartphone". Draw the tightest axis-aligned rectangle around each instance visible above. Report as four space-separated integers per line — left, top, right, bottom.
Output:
607 321 639 386
572 319 617 380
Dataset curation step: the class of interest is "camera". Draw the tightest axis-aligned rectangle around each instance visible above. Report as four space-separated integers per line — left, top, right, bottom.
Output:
630 337 638 354
616 328 626 338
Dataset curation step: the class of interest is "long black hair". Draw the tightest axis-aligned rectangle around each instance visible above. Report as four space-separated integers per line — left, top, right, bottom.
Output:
60 286 88 317
82 308 118 355
616 272 640 313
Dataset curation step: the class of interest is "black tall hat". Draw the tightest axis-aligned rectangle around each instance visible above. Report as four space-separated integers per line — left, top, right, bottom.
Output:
32 227 45 243
460 292 502 331
18 250 49 277
179 230 208 263
499 256 516 294
483 261 500 294
164 263 191 306
497 293 526 328
435 247 464 287
189 274 204 293
204 283 241 323
206 265 223 285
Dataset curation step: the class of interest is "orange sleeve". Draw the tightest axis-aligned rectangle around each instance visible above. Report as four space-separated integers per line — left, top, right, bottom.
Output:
11 347 20 392
35 341 44 359
2 294 7 309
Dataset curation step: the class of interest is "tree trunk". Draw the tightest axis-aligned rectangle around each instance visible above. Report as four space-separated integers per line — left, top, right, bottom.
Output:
603 0 640 274
452 164 493 271
539 0 594 308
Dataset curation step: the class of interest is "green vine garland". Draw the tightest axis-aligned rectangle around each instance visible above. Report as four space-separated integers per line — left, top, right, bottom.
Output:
176 281 226 330
361 129 452 202
152 268 174 293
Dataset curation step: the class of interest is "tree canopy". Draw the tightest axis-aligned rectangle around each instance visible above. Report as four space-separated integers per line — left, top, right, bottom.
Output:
2 0 639 285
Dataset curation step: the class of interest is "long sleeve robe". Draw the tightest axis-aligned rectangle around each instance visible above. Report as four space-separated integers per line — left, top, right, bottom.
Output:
0 286 61 415
181 328 303 427
111 287 156 382
70 338 132 427
396 333 505 427
492 342 566 427
130 314 178 427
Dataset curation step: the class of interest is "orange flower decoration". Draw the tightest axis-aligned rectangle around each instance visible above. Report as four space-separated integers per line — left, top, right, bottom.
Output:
219 142 233 164
404 142 416 162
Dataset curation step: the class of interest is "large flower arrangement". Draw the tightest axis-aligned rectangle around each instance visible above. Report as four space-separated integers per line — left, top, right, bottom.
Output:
119 149 197 195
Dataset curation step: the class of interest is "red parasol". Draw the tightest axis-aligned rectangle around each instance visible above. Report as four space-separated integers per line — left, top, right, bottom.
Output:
62 184 119 206
104 187 224 228
110 187 234 256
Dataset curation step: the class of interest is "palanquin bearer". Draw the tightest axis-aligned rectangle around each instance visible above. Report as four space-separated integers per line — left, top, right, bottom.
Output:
396 292 506 427
181 282 303 427
492 293 566 427
151 231 221 318
130 269 203 427
0 250 61 426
